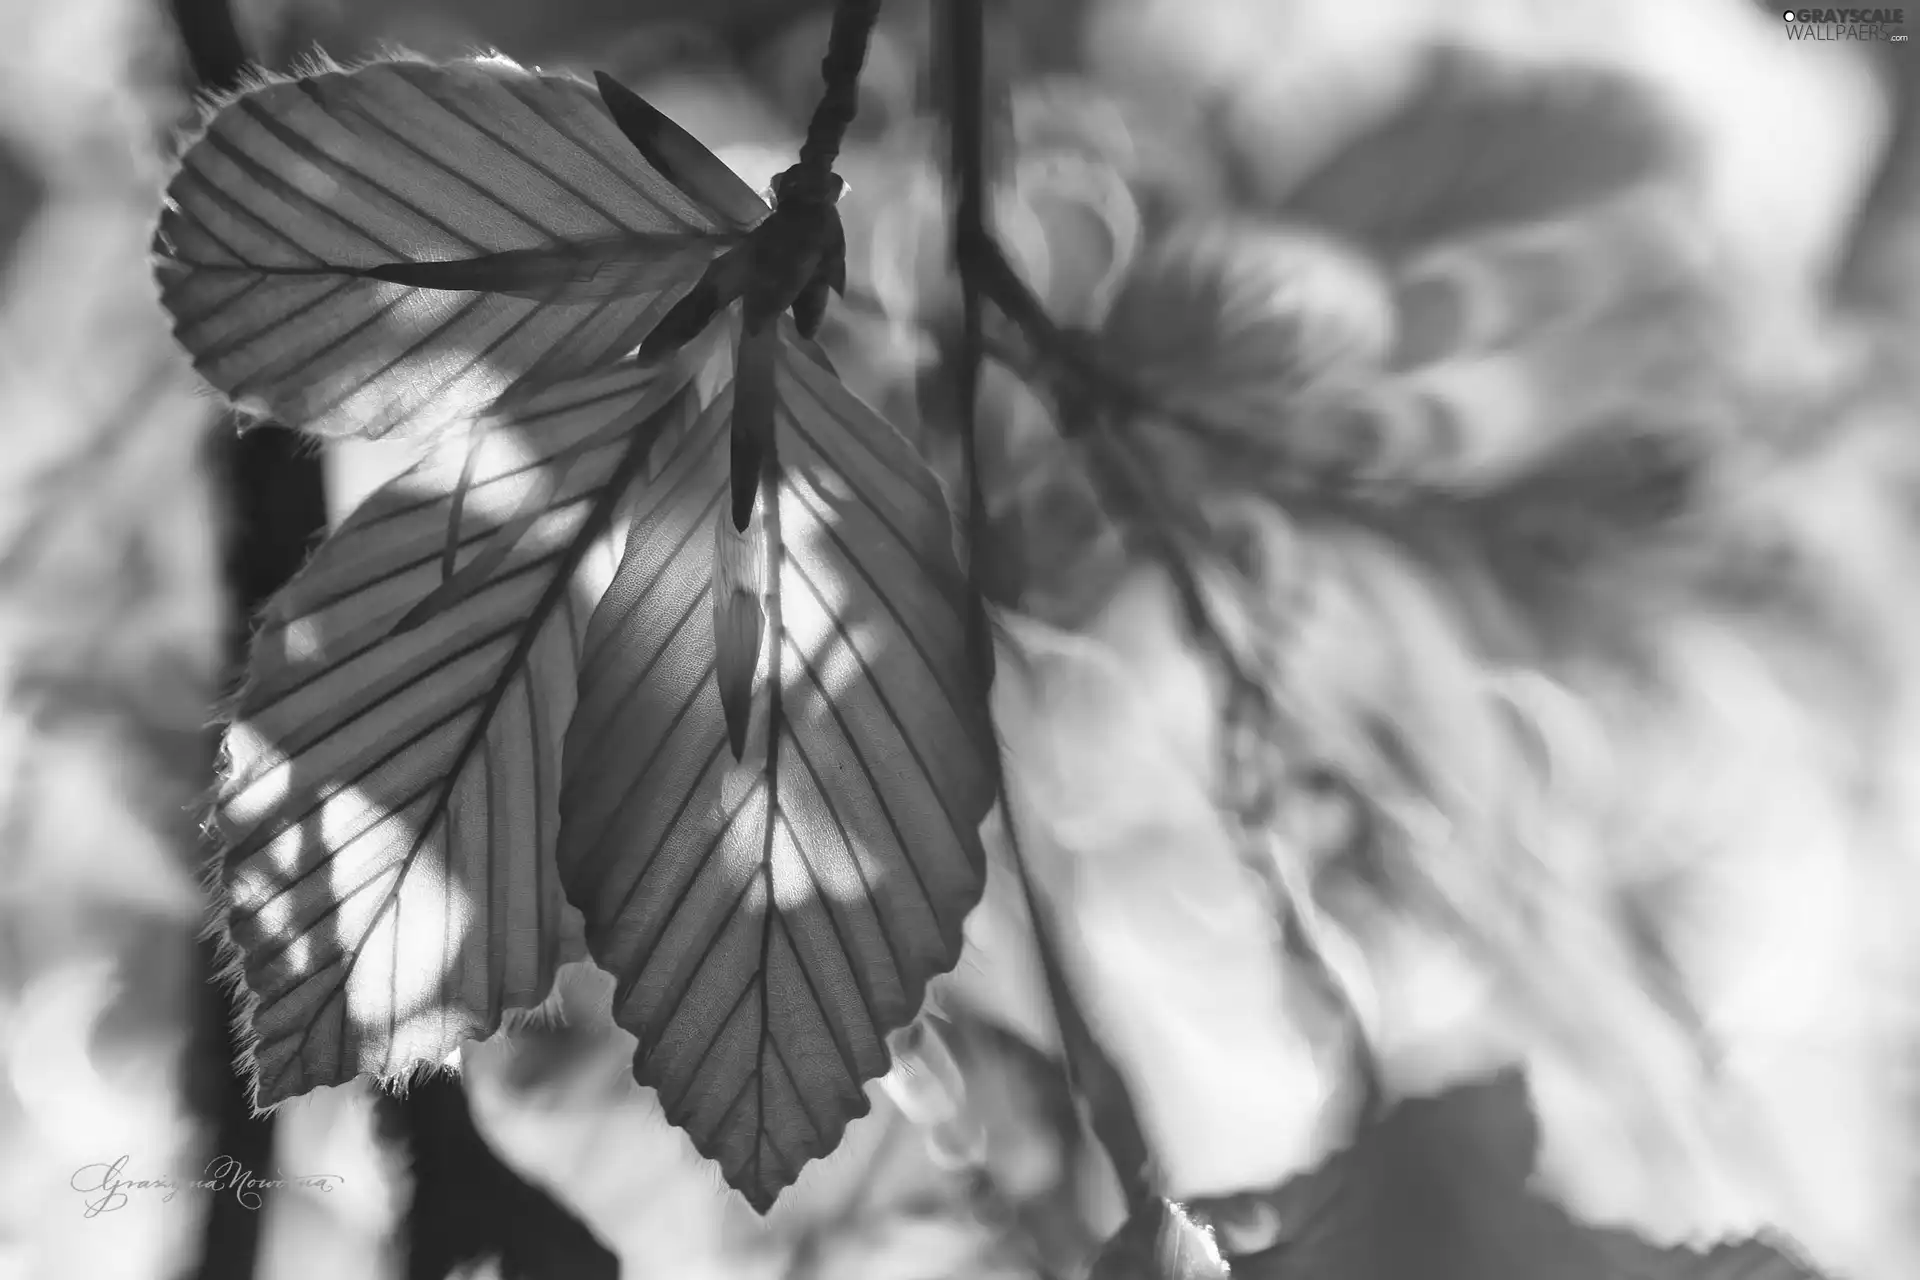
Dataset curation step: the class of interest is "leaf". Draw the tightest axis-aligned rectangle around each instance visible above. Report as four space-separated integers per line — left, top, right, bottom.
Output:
155 55 749 440
558 326 996 1211
358 236 730 299
1221 1072 1830 1280
1595 1232 1829 1280
391 417 611 637
1280 47 1683 253
592 70 771 230
214 362 691 1107
988 601 1361 1202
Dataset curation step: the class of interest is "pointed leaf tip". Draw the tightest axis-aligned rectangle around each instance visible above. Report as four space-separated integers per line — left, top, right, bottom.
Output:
714 593 764 762
637 273 730 365
729 423 763 534
558 331 997 1209
593 70 771 231
713 502 767 763
216 364 685 1103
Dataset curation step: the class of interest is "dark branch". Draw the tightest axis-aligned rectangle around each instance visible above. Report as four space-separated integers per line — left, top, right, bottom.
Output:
787 0 884 203
941 0 1161 1224
945 0 991 685
162 4 309 1278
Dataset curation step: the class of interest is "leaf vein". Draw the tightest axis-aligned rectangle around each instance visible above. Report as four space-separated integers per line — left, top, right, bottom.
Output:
780 661 913 984
191 272 360 369
491 75 706 234
380 67 628 238
782 549 971 922
601 714 727 981
765 883 867 1093
243 89 475 254
303 78 561 242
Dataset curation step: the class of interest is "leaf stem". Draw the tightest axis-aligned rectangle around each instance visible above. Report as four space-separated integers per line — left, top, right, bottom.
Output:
941 28 1392 1221
790 0 884 201
941 0 1161 1224
945 0 991 685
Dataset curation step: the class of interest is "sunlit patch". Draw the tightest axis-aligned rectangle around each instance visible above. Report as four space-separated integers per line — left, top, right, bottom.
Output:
7 965 161 1153
258 1078 407 1263
341 843 475 1053
324 437 430 526
284 159 339 206
456 427 549 521
990 606 1358 1199
279 616 324 664
792 461 854 508
218 723 293 823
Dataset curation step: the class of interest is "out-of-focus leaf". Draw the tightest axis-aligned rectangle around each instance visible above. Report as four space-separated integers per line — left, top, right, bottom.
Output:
558 326 996 1212
154 56 743 439
1281 47 1685 254
1089 1201 1229 1280
1005 148 1142 331
214 363 688 1107
1596 1229 1828 1280
1223 1070 1829 1280
1097 216 1396 477
989 593 1361 1203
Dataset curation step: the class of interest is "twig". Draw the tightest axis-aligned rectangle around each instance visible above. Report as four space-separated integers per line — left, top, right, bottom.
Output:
963 235 1351 505
946 0 990 679
943 44 1392 1236
941 0 1160 1220
783 0 884 206
801 0 882 173
960 235 1284 774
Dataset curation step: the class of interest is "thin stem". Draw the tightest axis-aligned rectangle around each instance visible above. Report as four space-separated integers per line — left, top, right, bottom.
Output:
942 0 1160 1220
968 233 1254 442
947 86 1395 1207
794 0 884 194
946 0 990 684
962 234 1275 722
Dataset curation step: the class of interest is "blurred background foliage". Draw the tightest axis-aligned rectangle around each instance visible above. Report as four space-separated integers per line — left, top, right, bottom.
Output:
6 0 1920 1278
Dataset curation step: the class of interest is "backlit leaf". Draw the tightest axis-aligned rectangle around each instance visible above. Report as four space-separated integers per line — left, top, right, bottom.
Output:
558 325 995 1211
155 56 749 440
213 362 691 1107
